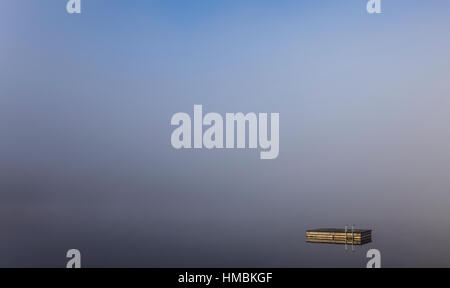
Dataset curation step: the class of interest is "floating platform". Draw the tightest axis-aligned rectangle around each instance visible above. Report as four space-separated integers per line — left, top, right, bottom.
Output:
306 228 372 245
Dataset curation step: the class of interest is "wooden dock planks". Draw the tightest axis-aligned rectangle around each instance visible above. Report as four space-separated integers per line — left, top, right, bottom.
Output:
306 228 372 245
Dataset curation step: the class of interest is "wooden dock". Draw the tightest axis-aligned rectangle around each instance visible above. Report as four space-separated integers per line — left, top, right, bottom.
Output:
306 228 372 245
